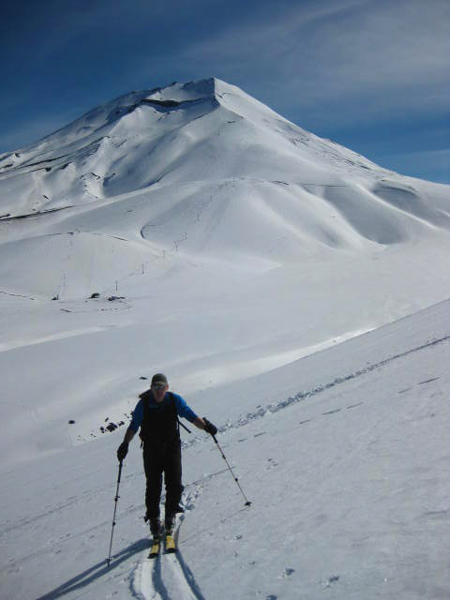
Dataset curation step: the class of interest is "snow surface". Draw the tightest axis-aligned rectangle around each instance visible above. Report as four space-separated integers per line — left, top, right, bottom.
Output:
1 301 449 600
0 78 449 599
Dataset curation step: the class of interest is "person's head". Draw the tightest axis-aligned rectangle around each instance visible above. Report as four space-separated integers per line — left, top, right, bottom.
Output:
151 373 168 402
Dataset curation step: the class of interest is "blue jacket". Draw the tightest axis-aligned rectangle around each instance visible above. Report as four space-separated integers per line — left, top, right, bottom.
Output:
129 391 197 433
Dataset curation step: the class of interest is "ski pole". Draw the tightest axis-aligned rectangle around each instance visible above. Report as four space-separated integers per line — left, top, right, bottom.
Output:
178 418 192 434
106 460 123 568
211 435 251 506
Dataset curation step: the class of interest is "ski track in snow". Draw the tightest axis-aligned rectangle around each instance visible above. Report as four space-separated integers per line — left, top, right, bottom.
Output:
176 332 450 460
227 332 450 431
131 496 206 600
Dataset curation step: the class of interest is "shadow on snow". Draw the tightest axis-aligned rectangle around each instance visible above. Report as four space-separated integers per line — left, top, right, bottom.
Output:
34 538 149 600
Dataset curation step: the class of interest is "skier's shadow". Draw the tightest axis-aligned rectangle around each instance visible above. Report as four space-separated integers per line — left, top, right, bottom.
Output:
34 538 149 600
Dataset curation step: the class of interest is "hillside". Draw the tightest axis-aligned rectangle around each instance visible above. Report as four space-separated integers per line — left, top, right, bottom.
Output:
1 299 449 599
0 78 449 470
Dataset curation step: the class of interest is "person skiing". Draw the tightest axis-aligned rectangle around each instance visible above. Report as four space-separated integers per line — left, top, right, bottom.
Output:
116 373 217 539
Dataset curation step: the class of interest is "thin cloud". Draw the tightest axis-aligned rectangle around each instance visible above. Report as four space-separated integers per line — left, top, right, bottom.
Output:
0 112 78 155
4 0 218 63
182 0 450 117
383 148 450 183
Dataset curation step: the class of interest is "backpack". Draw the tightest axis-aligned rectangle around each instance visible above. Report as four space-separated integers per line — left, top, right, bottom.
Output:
139 391 180 444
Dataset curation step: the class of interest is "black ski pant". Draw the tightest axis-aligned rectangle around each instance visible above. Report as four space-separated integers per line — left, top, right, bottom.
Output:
143 438 182 522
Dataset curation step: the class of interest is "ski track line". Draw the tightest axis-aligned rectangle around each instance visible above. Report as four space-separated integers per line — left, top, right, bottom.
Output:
180 333 450 457
134 543 201 600
228 333 450 431
130 559 163 600
133 500 206 600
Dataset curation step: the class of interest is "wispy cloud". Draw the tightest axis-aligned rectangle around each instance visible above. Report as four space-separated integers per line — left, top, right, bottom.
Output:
382 148 450 183
0 112 77 154
3 0 214 64
181 0 450 122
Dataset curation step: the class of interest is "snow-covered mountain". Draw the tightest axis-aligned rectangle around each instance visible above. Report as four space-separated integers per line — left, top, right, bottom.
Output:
1 78 449 288
0 77 449 599
0 77 403 215
0 76 449 463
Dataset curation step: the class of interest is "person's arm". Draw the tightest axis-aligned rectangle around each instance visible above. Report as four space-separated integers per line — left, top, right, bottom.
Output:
117 427 135 461
193 416 217 435
193 416 207 430
174 394 218 435
122 426 136 444
116 400 143 461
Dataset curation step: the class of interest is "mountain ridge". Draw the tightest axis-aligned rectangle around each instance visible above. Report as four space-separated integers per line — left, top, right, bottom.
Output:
0 77 402 218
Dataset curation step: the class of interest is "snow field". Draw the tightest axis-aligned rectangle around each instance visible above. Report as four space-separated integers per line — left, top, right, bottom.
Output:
180 310 450 599
1 300 449 599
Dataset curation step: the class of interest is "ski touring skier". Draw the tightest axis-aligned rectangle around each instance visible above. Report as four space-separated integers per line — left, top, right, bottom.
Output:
116 373 217 550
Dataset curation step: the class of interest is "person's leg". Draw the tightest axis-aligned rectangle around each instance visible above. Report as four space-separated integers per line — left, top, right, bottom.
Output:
143 445 164 530
163 441 183 532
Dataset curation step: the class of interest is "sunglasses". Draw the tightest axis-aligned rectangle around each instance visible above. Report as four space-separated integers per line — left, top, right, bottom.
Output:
151 384 167 390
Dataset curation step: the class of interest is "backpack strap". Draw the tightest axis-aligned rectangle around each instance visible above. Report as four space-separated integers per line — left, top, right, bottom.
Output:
166 392 191 434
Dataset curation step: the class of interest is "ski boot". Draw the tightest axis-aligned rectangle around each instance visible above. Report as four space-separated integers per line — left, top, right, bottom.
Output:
164 513 177 553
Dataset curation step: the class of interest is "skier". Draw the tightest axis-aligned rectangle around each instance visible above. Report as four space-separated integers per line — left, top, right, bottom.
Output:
116 373 217 539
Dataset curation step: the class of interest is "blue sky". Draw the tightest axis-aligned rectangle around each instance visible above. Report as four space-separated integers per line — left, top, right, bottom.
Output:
1 0 449 182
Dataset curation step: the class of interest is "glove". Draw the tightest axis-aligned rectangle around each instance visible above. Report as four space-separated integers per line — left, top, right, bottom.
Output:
117 441 129 462
203 417 218 436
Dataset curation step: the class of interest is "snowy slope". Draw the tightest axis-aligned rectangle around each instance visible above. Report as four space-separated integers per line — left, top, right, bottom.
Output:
0 77 449 598
1 299 449 600
0 78 449 470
